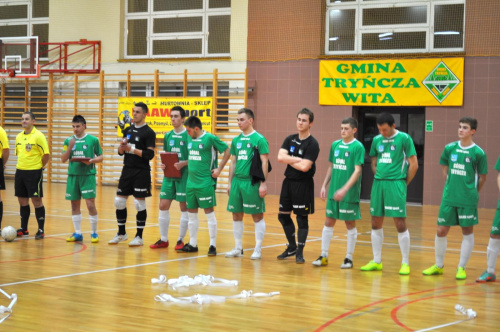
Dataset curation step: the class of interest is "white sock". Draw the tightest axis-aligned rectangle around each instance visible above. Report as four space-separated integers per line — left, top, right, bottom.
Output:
435 235 447 268
187 212 200 247
233 220 243 249
206 211 217 247
459 233 474 268
254 219 265 249
72 214 82 234
346 227 358 260
398 229 410 265
89 214 98 233
487 238 500 274
321 226 334 257
178 211 189 241
158 210 170 242
372 228 384 264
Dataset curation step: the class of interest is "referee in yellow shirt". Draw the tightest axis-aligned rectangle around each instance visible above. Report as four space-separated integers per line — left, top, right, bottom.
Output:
15 111 50 239
0 125 10 229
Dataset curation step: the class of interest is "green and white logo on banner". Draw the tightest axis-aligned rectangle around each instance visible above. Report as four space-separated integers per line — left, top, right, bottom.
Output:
423 61 460 103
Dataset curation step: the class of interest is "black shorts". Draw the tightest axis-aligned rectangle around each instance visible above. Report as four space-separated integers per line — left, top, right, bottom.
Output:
15 169 44 198
279 178 314 215
0 161 4 190
117 167 151 198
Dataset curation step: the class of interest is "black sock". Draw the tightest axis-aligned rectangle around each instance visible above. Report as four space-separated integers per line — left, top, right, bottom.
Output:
20 205 30 231
297 215 309 247
116 208 127 235
278 214 296 249
297 228 309 247
0 201 3 228
297 244 305 256
136 210 147 238
35 206 45 231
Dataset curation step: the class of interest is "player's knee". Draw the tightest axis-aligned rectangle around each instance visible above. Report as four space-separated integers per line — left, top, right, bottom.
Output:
278 213 293 226
114 196 127 210
134 198 146 211
296 215 309 229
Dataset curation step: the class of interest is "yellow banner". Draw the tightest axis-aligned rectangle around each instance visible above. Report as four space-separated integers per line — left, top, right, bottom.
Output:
319 58 464 106
117 97 213 138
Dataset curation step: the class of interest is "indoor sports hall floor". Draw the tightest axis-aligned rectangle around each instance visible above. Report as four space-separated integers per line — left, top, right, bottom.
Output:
0 180 498 331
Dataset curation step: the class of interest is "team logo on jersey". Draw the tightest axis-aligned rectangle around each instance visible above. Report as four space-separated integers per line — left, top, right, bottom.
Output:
390 145 396 151
451 154 458 162
247 143 251 148
465 157 471 163
135 136 139 142
290 146 295 153
237 142 242 149
198 144 204 149
180 141 185 146
188 143 192 149
334 150 339 157
378 145 384 152
26 143 32 152
298 149 303 155
83 144 88 150
169 140 174 146
344 151 350 157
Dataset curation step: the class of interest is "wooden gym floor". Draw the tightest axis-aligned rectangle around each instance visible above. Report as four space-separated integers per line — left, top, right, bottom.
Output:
0 180 498 331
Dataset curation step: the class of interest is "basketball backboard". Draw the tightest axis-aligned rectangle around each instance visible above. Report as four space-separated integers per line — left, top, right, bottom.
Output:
0 36 39 78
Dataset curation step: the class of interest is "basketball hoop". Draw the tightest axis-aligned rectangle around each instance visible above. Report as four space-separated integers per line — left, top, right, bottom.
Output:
0 69 15 85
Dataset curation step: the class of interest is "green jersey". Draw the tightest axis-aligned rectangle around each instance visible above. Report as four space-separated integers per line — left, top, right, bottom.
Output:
163 128 189 180
327 139 365 203
187 131 228 188
369 131 417 180
230 130 269 180
63 134 102 175
496 155 500 209
440 141 488 208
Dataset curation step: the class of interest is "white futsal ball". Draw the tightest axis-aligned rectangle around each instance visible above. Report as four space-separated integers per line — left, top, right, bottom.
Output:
1 226 17 242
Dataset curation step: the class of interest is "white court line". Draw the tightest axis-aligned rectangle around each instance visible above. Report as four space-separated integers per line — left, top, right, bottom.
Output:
1 233 487 288
0 238 323 288
415 317 473 331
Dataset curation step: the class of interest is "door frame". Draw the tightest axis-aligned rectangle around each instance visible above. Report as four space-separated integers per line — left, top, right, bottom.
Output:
354 106 425 204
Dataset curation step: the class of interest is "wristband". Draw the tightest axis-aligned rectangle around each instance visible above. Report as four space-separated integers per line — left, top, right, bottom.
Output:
129 146 135 154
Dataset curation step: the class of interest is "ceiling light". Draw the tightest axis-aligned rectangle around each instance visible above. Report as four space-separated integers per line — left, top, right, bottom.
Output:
434 31 460 35
379 32 393 38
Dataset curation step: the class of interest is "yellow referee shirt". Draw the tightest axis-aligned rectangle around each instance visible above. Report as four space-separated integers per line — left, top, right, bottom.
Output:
15 126 50 170
0 126 9 152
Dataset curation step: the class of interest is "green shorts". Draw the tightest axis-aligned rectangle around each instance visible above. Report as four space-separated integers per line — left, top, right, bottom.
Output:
370 179 407 217
437 204 478 227
227 178 265 214
491 208 500 235
160 171 187 202
186 185 216 209
66 174 97 200
326 199 360 221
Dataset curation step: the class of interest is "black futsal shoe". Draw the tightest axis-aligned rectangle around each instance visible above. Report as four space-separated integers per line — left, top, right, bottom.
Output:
277 246 297 260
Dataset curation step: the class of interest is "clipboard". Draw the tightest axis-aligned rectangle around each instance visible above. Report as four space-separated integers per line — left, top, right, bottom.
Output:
70 157 91 162
160 152 181 178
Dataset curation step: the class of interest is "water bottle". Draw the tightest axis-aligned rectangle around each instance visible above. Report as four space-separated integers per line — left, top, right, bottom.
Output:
455 304 467 315
466 308 477 318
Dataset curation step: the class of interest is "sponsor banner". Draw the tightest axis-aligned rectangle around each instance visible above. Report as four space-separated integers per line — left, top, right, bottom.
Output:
117 97 213 138
319 58 464 106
